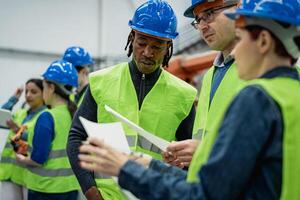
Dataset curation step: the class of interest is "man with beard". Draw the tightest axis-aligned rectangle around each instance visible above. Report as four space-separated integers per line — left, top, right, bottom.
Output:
67 1 197 199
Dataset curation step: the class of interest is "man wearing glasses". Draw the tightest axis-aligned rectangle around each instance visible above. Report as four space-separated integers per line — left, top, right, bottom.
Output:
164 0 243 168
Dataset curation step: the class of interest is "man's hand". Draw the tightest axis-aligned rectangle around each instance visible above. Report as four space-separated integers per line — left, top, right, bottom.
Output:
162 149 184 168
14 86 24 99
79 138 130 176
164 139 200 167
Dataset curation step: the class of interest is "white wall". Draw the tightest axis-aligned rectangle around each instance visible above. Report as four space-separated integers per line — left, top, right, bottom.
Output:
0 0 100 55
0 51 56 110
0 0 192 106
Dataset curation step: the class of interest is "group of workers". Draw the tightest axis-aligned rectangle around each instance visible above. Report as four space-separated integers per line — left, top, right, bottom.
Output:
1 0 300 199
0 46 93 200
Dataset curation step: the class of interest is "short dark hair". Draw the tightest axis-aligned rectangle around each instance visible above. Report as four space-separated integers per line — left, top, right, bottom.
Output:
244 25 297 65
26 78 43 91
75 66 85 73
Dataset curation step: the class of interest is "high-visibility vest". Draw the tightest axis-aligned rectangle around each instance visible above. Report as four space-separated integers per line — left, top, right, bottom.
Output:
296 66 300 76
25 105 80 193
187 76 300 200
69 94 75 103
89 62 197 199
192 63 244 139
70 91 85 107
0 108 44 186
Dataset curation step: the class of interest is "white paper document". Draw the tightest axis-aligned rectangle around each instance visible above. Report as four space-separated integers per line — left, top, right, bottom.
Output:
104 105 170 151
0 109 12 129
79 117 139 200
79 116 130 154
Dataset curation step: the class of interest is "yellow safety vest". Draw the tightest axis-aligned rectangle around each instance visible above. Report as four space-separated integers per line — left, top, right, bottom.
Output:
0 108 44 186
70 91 85 107
296 66 300 76
89 62 197 200
25 105 80 193
187 76 300 200
192 63 244 139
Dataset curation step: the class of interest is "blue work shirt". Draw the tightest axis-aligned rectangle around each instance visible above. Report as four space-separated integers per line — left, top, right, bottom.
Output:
21 106 46 141
1 96 19 111
209 53 235 104
118 67 299 200
31 111 54 164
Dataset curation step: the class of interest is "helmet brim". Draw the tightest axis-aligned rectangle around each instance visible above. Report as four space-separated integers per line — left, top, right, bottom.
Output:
129 23 178 40
184 3 200 18
225 10 300 26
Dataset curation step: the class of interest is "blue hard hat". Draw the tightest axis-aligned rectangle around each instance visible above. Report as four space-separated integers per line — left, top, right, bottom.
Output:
226 0 300 59
42 60 78 87
184 0 239 18
128 0 178 40
226 0 300 26
62 46 94 67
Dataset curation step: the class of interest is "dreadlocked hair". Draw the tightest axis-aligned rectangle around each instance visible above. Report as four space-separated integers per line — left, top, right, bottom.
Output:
162 41 173 68
125 30 135 57
124 30 174 68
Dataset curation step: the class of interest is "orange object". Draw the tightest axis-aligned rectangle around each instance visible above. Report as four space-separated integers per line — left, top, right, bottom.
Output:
10 125 28 156
166 51 217 84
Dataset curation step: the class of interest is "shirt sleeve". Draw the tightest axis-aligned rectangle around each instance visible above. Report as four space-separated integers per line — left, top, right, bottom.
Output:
1 96 19 111
118 85 282 200
67 87 99 194
149 159 187 179
199 85 282 199
119 160 205 200
31 112 54 164
175 104 196 141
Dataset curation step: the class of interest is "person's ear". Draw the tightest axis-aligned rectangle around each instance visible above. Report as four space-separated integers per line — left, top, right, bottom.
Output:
48 83 55 94
257 30 273 55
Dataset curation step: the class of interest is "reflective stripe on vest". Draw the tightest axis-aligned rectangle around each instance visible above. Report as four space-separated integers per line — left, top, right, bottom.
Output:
126 135 136 147
192 129 203 140
1 157 26 167
29 148 67 159
137 135 162 154
1 157 74 177
94 173 111 179
4 143 68 160
192 63 244 139
27 166 74 177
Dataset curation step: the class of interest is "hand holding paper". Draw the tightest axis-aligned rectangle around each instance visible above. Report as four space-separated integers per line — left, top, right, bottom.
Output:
79 117 130 154
104 105 170 151
0 108 12 129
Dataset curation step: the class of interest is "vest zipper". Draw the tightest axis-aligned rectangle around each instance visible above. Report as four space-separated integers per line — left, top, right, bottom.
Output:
138 74 146 109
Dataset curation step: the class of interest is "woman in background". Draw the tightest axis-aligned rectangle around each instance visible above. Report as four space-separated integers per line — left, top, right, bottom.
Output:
0 78 45 200
16 60 80 200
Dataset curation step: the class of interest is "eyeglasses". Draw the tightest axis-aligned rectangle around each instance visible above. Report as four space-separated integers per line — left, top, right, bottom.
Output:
191 5 235 29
